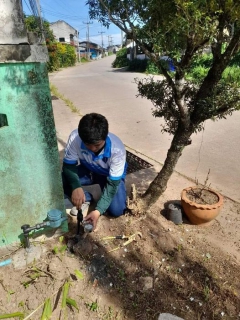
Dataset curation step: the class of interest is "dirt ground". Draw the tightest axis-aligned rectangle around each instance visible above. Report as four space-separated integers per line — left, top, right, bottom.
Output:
0 168 240 320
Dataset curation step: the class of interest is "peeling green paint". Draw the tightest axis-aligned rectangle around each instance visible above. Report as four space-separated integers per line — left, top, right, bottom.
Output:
0 62 67 245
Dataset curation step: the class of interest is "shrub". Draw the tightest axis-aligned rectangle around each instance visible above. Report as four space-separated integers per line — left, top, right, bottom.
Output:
146 60 161 75
190 53 213 69
127 58 162 74
46 40 76 72
222 66 240 84
229 51 240 67
46 40 59 72
186 66 209 83
112 48 129 68
128 58 148 72
59 43 76 67
186 53 240 85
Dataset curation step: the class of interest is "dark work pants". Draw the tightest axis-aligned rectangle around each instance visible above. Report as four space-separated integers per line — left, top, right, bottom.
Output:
62 164 127 217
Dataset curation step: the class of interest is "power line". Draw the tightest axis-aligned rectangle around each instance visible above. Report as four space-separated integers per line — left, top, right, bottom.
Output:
41 8 87 20
28 0 38 16
23 0 32 14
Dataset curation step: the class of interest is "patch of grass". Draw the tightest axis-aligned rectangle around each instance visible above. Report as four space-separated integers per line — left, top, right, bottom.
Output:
79 57 89 63
50 84 81 115
52 236 67 256
203 284 210 301
22 267 43 288
118 269 126 281
102 306 123 320
85 300 99 312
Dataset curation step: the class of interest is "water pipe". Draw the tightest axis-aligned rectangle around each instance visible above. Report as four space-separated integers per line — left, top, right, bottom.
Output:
76 209 93 236
21 209 67 250
0 259 12 267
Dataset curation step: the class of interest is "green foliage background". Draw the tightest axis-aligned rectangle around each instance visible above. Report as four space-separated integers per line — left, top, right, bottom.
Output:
112 47 129 68
113 48 240 85
24 15 76 72
46 40 76 72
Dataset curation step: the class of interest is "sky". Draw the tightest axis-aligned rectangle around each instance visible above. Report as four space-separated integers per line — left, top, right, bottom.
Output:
22 0 123 47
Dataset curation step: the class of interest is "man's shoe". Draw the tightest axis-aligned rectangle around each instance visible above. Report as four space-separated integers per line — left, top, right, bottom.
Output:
70 202 91 216
70 206 78 216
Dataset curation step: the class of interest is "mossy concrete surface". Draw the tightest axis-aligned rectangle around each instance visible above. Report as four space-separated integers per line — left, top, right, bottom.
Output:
0 62 67 246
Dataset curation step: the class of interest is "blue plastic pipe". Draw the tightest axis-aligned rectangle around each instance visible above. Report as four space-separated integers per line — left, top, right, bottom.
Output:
0 259 12 267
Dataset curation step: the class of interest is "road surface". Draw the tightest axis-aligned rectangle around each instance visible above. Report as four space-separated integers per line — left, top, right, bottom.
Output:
50 55 240 202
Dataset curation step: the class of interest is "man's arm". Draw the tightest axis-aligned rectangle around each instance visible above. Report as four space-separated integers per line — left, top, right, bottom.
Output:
83 177 121 231
62 162 85 209
95 177 121 214
62 162 81 190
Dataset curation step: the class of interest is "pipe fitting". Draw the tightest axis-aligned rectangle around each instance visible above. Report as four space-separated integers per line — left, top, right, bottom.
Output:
21 209 67 249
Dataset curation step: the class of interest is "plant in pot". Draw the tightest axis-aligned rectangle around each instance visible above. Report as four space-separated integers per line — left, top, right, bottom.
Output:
181 171 224 226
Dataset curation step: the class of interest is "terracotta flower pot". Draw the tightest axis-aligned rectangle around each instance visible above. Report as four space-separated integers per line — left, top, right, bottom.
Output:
181 186 224 226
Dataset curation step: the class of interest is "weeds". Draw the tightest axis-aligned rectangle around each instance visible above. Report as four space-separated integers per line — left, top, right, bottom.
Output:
21 275 82 319
0 312 24 319
50 84 81 114
7 290 15 302
118 269 126 281
85 300 99 312
203 284 210 301
52 236 67 256
188 169 216 204
22 266 49 288
41 298 52 320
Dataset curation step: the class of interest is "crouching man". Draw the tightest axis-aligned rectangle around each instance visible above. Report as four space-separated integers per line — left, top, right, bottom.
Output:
62 113 127 230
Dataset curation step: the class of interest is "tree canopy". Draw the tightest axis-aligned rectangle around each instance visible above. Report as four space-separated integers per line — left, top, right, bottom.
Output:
88 0 240 205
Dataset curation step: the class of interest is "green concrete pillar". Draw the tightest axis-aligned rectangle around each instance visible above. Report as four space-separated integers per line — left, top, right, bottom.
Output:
0 1 67 246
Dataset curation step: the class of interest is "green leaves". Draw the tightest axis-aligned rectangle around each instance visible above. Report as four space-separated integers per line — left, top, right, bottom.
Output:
52 236 67 255
61 281 79 313
0 313 24 319
74 270 84 280
41 298 52 320
61 282 70 309
85 301 99 312
66 298 79 311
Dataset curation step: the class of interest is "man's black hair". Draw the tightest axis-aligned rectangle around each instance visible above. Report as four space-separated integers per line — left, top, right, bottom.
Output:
78 113 109 144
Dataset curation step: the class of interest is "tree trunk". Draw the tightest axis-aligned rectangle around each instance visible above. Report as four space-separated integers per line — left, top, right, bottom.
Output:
143 126 193 206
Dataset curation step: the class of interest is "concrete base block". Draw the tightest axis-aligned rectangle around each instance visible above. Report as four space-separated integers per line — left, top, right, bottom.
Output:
12 245 46 269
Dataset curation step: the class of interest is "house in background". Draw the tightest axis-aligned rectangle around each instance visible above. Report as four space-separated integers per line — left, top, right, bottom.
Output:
50 20 79 47
79 41 102 59
50 21 103 60
107 45 121 54
126 41 146 60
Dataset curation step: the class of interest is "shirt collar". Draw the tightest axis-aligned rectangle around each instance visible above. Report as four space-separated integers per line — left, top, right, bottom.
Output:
81 135 111 159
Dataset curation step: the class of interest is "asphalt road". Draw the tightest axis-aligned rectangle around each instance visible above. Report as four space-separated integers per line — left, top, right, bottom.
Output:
50 55 240 202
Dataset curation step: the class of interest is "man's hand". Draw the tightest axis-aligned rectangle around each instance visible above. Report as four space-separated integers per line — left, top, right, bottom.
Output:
71 187 85 209
84 210 100 231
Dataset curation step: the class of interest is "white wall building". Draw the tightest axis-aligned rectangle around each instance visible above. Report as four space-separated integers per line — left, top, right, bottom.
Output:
50 20 78 46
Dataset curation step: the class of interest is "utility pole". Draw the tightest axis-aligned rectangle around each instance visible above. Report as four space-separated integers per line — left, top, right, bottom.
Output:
110 36 114 51
98 31 105 49
107 35 111 50
36 0 44 41
98 31 105 58
83 21 93 59
77 28 81 64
